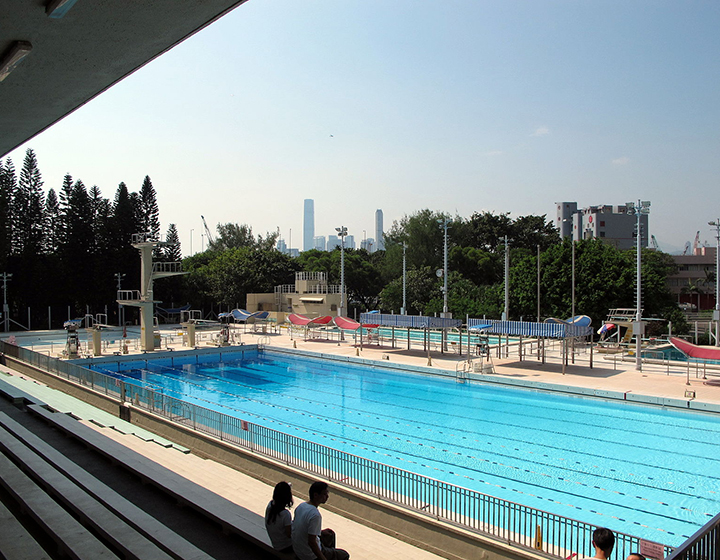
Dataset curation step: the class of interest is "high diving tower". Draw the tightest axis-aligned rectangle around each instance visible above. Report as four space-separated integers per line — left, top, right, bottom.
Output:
116 233 187 352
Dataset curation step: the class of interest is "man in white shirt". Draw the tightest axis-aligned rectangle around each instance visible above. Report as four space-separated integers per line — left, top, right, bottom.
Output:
292 481 349 560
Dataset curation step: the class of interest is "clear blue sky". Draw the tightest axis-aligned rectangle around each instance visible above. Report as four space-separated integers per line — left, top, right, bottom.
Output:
7 0 720 255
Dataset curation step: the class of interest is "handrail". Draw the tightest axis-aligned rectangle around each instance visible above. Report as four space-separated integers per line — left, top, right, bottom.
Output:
0 341 676 560
665 511 720 560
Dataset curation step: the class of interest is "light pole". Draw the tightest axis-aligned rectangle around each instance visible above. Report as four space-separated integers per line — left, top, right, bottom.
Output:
709 218 720 346
335 226 348 317
438 218 451 317
402 241 407 315
115 272 126 327
1 272 12 332
627 200 651 371
504 235 510 321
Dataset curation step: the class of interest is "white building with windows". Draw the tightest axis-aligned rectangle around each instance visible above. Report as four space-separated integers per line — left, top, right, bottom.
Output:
556 201 649 250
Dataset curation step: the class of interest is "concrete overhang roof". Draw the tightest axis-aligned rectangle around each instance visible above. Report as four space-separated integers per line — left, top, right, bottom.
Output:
1 0 248 158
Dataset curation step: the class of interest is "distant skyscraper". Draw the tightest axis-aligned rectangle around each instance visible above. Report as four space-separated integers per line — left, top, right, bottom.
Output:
375 209 384 251
303 199 314 252
327 235 340 250
313 236 326 251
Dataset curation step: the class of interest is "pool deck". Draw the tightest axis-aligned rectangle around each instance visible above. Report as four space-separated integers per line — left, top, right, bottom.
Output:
260 328 720 409
4 325 720 559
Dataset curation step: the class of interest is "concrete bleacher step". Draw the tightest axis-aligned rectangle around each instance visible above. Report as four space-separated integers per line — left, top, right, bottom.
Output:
0 451 117 559
0 410 214 560
0 416 180 560
0 498 51 560
26 403 294 560
0 370 189 453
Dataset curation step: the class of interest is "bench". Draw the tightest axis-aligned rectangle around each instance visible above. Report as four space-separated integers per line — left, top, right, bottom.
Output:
27 404 294 560
0 498 51 560
0 450 117 559
0 410 212 560
0 376 44 406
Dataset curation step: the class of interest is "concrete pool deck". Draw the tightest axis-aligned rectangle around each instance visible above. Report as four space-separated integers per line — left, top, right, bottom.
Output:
257 328 720 409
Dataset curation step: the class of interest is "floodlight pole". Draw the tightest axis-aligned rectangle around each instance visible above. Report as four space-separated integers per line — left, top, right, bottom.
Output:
402 241 407 315
115 272 125 327
709 219 720 346
335 226 348 317
1 272 11 332
439 218 451 317
627 200 650 371
504 236 509 321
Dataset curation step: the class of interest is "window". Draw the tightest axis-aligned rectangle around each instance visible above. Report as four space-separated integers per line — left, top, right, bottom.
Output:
599 221 605 227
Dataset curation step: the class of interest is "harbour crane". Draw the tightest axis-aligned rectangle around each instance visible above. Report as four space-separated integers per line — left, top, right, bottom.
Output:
201 215 215 247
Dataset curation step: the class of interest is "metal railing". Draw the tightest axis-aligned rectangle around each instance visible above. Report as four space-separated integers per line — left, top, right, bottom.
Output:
152 262 183 274
0 341 675 559
116 289 142 302
665 512 720 560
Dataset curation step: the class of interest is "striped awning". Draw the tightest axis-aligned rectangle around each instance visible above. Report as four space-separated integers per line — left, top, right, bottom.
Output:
359 313 461 329
467 319 592 339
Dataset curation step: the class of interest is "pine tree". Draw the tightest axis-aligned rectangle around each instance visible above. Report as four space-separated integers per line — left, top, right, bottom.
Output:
139 176 160 239
16 149 46 256
164 224 182 262
0 158 17 268
44 189 61 254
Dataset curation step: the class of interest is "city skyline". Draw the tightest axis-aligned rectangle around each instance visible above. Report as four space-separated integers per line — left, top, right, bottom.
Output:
3 1 719 257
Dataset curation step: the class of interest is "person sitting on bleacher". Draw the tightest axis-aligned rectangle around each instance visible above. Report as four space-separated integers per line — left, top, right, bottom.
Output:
265 481 294 554
292 481 349 560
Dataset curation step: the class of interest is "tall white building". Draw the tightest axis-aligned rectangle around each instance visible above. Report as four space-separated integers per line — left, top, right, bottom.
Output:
375 209 384 251
556 201 649 250
303 199 314 252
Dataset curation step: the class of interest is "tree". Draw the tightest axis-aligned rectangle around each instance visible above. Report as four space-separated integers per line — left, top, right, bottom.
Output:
0 158 17 269
14 149 46 256
384 209 451 273
379 267 441 315
139 176 160 239
44 189 61 254
211 223 280 253
164 224 182 262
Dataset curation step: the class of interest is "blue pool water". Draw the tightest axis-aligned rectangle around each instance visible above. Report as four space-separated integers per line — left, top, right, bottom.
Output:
91 350 720 546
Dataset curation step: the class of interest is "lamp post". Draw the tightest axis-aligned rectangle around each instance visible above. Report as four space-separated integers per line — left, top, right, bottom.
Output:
504 235 510 321
115 272 125 327
402 241 407 315
709 218 720 346
1 272 12 332
626 200 651 371
438 218 451 317
335 226 348 317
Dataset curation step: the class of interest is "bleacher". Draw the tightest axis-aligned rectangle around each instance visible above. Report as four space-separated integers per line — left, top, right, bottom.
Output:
0 378 293 560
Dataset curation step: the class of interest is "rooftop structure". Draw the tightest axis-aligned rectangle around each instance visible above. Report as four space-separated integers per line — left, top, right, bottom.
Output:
556 201 649 250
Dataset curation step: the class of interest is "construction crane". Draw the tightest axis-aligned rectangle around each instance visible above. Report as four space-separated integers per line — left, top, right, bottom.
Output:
201 215 215 247
692 230 701 255
682 231 701 256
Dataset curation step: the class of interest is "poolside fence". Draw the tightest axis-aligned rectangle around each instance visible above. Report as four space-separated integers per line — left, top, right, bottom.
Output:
665 512 720 560
0 340 675 559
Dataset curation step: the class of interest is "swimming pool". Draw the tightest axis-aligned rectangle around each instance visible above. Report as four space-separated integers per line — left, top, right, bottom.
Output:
90 349 720 547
